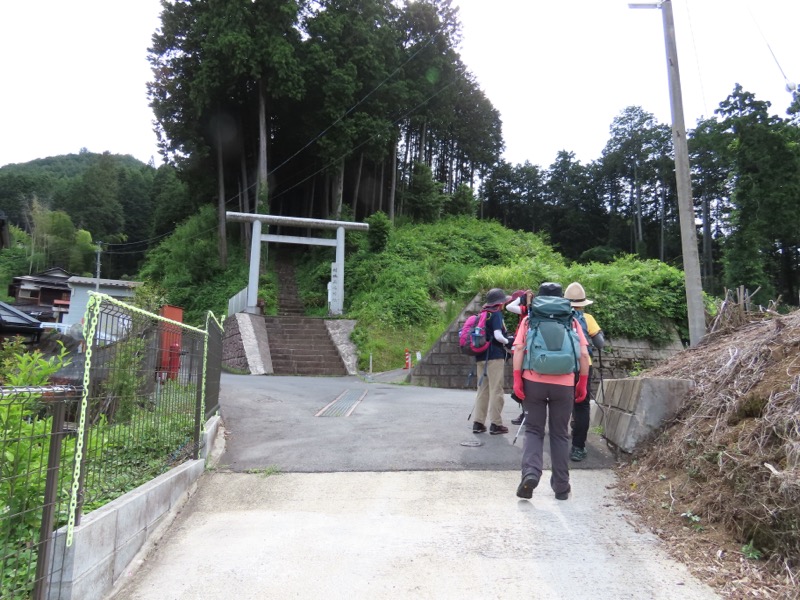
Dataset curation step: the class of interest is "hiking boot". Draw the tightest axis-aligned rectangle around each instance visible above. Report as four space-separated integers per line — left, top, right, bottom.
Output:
511 413 524 425
555 486 571 501
570 446 588 462
516 474 539 499
473 421 487 434
489 424 509 435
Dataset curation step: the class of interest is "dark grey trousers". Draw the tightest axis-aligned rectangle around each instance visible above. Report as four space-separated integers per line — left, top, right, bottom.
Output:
520 380 573 494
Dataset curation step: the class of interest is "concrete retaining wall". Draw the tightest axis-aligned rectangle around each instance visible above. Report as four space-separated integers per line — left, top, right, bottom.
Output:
47 416 223 600
592 378 694 453
222 313 273 375
325 319 358 375
408 295 501 389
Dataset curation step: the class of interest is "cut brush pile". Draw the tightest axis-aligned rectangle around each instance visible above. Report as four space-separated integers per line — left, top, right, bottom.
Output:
615 304 800 599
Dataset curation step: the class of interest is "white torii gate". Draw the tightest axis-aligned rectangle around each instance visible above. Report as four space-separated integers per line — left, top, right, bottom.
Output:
226 212 369 315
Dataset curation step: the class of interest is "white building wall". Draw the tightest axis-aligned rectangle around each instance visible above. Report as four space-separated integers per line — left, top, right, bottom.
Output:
62 284 138 330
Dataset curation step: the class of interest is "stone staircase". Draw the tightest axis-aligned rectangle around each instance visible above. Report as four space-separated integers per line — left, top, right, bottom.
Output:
263 253 348 376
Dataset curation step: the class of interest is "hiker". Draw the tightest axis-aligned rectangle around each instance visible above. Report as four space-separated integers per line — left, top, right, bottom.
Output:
564 281 605 462
505 289 533 426
512 282 590 501
472 288 513 435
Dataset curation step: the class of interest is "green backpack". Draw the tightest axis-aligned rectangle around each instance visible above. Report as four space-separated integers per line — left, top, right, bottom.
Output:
522 296 580 375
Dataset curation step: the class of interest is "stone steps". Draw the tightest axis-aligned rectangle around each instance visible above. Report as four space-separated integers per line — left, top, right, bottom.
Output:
266 253 347 376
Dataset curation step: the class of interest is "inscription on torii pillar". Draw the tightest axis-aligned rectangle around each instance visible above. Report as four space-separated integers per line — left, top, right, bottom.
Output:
225 212 369 316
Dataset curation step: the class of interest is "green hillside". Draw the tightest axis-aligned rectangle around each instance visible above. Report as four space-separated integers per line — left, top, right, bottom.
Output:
138 211 693 372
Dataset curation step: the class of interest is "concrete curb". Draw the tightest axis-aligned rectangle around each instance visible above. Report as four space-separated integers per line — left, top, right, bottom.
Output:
47 416 225 600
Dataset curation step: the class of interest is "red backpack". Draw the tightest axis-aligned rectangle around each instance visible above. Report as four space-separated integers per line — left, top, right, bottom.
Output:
459 308 497 356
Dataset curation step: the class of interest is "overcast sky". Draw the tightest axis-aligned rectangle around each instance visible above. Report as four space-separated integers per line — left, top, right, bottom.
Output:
1 0 799 170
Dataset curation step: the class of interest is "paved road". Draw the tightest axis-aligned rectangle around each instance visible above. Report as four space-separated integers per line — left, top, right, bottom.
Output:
218 372 615 473
109 373 720 600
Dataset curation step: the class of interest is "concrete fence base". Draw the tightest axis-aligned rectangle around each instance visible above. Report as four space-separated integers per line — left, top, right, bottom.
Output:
593 377 694 453
46 416 224 600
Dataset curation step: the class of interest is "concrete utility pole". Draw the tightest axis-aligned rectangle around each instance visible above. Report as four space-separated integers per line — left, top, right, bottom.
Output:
629 0 706 346
95 242 102 292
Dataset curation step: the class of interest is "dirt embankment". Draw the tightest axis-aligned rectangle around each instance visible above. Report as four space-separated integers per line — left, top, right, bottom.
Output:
615 309 800 599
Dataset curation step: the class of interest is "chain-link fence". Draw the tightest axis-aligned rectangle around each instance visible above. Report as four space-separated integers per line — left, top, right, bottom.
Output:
0 387 81 600
0 293 223 600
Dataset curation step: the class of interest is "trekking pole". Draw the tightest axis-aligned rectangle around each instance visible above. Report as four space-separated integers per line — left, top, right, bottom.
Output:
512 413 526 445
596 349 607 429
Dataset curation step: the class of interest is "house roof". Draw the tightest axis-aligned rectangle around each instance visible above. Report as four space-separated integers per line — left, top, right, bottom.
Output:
67 277 143 289
0 301 42 334
11 268 74 288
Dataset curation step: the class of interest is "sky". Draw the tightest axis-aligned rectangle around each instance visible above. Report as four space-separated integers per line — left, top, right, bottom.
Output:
1 0 799 170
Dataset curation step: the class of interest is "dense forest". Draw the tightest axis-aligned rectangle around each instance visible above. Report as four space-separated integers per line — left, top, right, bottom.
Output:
1 0 799 309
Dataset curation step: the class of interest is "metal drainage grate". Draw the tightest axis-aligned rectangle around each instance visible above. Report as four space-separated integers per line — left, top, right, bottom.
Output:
315 389 367 417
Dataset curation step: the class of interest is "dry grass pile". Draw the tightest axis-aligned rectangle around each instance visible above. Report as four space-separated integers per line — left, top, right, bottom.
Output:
615 305 800 597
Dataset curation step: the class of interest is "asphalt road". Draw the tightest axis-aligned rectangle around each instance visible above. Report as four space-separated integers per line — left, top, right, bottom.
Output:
108 373 720 600
217 372 616 473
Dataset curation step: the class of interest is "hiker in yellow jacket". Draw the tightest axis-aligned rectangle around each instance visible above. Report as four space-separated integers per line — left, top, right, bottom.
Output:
564 282 605 462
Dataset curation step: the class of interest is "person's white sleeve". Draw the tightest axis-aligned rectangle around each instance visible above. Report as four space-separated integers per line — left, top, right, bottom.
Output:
494 329 509 344
505 297 522 314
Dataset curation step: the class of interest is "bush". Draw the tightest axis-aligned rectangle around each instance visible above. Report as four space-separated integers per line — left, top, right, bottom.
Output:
365 211 391 253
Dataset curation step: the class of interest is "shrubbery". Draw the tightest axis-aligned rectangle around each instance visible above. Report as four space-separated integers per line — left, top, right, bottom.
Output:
138 211 694 370
335 216 691 370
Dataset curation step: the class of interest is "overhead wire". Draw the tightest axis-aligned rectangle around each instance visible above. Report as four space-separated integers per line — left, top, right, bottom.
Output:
106 31 447 252
267 33 439 177
214 31 445 213
269 78 458 204
738 0 794 91
681 0 709 119
102 229 176 248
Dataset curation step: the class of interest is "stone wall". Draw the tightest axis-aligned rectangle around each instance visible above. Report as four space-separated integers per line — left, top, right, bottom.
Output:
222 314 248 373
221 313 273 375
409 294 513 389
409 295 686 389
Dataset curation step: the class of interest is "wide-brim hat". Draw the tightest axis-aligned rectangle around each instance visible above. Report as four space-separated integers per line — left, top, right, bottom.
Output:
483 287 512 308
537 282 563 298
565 281 593 307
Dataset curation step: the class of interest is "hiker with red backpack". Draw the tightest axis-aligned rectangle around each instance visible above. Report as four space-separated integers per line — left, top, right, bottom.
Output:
466 288 514 435
512 282 590 501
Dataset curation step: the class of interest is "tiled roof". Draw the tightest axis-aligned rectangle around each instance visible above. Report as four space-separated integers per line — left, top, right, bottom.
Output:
67 277 143 288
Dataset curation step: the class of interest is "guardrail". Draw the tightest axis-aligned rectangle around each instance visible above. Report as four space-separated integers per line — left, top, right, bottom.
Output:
227 286 248 316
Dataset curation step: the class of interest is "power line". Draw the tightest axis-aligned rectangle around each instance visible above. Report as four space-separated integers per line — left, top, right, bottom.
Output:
267 33 439 177
214 32 442 211
739 0 794 90
102 229 175 248
269 79 457 204
681 0 709 118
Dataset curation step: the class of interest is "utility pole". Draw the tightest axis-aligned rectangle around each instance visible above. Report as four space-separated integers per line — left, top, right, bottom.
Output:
95 242 102 292
630 0 706 346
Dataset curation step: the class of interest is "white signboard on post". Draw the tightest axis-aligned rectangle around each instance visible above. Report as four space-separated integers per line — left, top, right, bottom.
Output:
329 262 341 315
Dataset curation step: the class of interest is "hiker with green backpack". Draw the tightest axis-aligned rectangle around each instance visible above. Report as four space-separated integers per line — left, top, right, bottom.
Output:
511 282 590 501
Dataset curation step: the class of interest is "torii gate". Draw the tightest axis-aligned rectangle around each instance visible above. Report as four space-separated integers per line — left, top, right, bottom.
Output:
226 212 369 316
